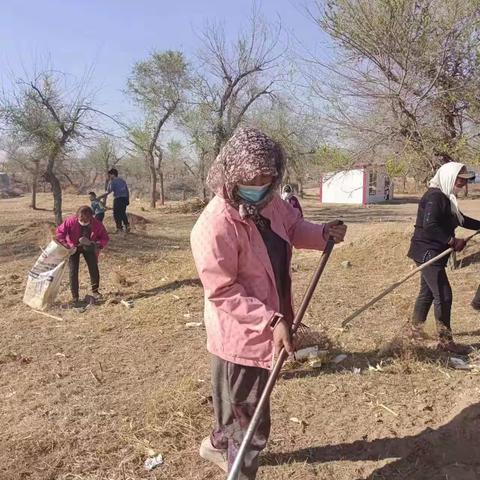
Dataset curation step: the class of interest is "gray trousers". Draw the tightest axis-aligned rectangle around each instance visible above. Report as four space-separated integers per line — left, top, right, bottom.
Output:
210 355 271 479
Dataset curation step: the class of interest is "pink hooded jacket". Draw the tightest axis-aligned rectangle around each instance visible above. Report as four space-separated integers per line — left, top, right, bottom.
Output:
56 215 109 253
191 193 327 370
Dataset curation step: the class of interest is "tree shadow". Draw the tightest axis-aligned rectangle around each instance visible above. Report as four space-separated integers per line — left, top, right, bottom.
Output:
125 278 202 301
264 402 480 479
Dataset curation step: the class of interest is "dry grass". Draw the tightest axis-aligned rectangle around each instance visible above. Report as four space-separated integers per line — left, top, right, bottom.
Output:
2 192 480 479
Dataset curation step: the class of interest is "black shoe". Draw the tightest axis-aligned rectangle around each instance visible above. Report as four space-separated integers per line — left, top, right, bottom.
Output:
437 340 472 356
471 301 480 311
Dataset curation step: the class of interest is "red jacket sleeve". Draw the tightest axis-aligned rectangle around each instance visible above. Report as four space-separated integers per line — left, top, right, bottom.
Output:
55 220 71 248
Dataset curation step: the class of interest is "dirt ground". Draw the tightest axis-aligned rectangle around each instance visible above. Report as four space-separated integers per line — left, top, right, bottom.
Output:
1 191 480 480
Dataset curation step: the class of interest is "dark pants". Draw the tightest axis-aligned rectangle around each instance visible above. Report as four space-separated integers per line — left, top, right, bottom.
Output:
210 355 270 480
113 197 129 230
95 212 105 222
69 248 99 299
412 263 453 339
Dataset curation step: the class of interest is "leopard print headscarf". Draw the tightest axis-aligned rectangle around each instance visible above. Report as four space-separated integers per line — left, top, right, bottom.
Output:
206 127 285 220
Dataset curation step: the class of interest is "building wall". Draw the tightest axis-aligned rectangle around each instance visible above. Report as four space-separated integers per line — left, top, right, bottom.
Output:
321 169 364 204
321 167 393 205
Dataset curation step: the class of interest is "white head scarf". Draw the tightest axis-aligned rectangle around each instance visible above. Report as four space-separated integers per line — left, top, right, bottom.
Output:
429 162 465 225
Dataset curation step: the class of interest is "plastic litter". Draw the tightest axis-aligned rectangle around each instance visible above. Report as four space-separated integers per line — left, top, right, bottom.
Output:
450 357 471 370
144 453 164 471
185 322 203 328
121 299 134 309
332 354 347 364
294 346 320 361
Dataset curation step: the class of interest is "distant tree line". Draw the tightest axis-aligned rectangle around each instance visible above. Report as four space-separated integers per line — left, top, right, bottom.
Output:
2 1 479 223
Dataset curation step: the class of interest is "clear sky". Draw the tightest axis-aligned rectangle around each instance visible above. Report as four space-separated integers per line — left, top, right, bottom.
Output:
0 0 331 121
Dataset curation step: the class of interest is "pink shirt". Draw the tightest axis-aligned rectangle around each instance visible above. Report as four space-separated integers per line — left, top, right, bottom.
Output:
55 215 109 253
191 193 326 369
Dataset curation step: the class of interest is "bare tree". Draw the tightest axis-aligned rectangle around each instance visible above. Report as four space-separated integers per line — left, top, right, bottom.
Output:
126 50 189 207
251 97 328 193
0 70 99 223
305 0 480 182
180 103 216 201
86 136 123 192
194 7 283 156
1 137 44 208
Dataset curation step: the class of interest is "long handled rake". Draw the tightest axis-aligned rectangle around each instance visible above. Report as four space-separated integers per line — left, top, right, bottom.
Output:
340 230 480 329
227 232 338 480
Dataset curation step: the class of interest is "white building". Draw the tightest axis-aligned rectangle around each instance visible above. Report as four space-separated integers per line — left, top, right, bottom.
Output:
319 164 392 205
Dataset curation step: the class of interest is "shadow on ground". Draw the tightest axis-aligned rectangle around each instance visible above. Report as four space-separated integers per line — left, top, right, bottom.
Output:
264 402 480 479
125 278 202 301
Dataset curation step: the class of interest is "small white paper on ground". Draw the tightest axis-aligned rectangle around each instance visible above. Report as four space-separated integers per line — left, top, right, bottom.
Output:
144 454 164 471
332 354 347 364
294 346 319 361
309 359 323 369
121 299 134 309
449 357 471 370
185 322 203 328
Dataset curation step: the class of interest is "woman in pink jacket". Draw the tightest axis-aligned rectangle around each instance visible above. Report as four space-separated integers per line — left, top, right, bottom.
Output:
191 128 346 479
56 206 109 306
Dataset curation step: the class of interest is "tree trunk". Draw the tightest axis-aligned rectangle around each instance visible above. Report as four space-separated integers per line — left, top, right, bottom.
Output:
199 154 208 202
30 160 40 209
145 152 157 208
44 166 63 225
298 180 304 198
159 170 165 206
31 181 37 209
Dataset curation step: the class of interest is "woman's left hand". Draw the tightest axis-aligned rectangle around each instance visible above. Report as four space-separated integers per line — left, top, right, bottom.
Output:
324 220 347 243
79 237 93 246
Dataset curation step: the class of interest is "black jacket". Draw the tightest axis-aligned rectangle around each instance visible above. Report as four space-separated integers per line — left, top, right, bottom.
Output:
407 188 480 265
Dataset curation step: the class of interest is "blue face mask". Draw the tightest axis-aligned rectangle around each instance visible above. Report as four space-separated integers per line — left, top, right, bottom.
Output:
237 183 271 203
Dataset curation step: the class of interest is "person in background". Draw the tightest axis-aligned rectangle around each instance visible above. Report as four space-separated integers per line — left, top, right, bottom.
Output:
407 162 478 355
191 127 346 479
281 184 303 217
89 191 105 222
56 206 109 307
99 168 130 233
